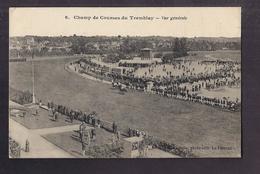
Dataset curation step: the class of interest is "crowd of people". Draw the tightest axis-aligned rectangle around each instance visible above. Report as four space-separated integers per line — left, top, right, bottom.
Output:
46 101 195 157
47 101 148 137
47 102 102 126
143 136 195 158
73 58 241 111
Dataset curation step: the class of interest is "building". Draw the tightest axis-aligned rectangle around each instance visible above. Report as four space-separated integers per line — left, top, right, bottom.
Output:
119 48 162 68
119 57 162 68
121 136 144 158
111 67 134 75
140 48 153 60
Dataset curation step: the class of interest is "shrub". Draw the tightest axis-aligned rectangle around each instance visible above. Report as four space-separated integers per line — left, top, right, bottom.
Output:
9 87 33 105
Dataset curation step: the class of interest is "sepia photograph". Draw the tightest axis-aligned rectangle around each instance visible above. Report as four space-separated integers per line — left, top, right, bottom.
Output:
8 7 241 158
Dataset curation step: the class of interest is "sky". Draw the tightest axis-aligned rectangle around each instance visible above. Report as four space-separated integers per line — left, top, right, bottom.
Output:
9 7 241 37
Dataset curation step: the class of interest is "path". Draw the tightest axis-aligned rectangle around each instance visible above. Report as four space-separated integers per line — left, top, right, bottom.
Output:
147 149 180 158
33 124 80 135
9 118 79 158
65 63 112 84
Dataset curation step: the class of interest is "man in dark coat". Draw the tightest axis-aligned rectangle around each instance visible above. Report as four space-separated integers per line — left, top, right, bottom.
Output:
112 122 117 133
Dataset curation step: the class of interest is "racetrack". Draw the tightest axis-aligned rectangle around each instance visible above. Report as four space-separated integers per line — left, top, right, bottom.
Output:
9 57 241 157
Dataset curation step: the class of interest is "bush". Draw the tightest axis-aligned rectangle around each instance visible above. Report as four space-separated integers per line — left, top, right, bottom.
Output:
9 137 21 158
85 144 123 158
9 87 33 105
143 136 196 158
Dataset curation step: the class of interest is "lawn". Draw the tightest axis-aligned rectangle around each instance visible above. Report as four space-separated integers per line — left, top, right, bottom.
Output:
9 58 241 157
43 128 180 158
43 128 122 158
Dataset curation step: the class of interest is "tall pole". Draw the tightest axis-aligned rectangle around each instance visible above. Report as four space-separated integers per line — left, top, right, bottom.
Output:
31 51 36 104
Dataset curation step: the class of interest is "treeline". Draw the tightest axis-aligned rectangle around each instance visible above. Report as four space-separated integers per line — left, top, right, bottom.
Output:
9 47 73 58
187 40 241 51
10 36 240 58
162 38 189 63
70 37 240 54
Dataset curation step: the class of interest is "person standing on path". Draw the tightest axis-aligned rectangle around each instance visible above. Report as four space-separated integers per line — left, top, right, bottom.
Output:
25 139 30 152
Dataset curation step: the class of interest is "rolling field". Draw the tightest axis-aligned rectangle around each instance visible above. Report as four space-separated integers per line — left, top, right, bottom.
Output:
9 57 241 157
179 50 241 62
154 50 241 62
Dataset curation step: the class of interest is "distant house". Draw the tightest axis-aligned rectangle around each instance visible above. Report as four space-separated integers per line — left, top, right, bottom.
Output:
119 57 162 68
140 48 153 60
119 48 162 67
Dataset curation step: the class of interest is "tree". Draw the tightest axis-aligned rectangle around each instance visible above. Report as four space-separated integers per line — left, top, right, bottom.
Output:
162 38 189 63
103 53 121 63
70 37 86 54
173 38 188 58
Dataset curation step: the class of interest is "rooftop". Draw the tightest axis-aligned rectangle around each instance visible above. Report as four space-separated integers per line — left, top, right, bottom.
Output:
124 136 143 143
141 48 152 51
119 57 162 64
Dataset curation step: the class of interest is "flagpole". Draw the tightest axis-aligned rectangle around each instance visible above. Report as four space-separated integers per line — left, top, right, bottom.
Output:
31 51 36 104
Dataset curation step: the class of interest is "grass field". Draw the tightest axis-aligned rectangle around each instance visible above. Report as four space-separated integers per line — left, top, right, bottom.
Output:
43 128 120 158
43 129 180 158
154 50 241 62
9 57 241 157
180 50 241 62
